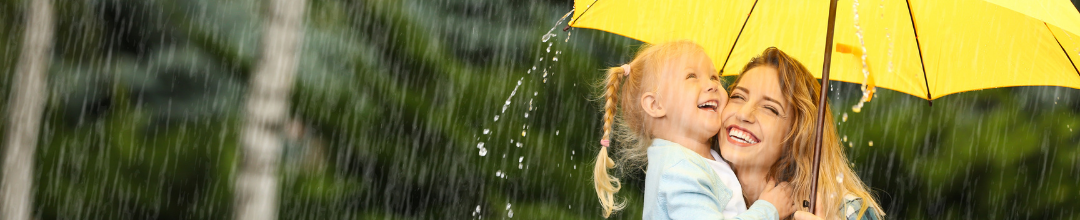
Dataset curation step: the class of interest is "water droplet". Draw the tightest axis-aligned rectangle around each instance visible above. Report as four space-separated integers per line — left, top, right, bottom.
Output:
556 130 560 135
515 142 523 148
483 129 490 134
868 141 874 146
524 113 529 118
842 113 848 122
843 135 848 142
541 33 556 42
477 143 488 156
494 115 500 121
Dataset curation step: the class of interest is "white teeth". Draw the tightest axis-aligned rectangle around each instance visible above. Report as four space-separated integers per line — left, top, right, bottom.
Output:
698 101 718 111
728 128 758 144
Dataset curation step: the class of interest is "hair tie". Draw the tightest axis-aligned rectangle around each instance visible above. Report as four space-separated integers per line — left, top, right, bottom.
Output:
600 139 611 147
620 64 631 77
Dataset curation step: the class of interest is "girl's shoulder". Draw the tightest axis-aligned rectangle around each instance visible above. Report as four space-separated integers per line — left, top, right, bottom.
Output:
840 194 880 220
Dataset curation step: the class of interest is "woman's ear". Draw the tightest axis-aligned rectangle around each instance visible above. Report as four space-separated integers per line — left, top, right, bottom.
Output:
641 92 665 118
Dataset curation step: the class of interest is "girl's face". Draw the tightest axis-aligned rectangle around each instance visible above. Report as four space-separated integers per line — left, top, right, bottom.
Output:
654 50 726 140
719 66 792 170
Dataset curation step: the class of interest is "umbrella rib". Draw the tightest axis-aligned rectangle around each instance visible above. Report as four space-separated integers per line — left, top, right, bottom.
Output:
719 0 760 74
566 0 600 29
1045 22 1080 78
905 0 933 105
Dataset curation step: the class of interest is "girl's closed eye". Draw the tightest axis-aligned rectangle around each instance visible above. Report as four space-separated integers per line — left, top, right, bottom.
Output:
686 73 697 79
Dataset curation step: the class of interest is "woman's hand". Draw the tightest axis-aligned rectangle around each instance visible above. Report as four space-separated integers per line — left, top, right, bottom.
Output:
759 180 795 218
793 211 824 220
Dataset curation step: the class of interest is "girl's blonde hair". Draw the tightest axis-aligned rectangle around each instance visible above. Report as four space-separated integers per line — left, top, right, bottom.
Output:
593 40 708 218
728 47 884 219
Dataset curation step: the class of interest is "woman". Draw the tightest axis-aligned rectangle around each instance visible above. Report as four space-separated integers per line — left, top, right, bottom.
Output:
718 47 883 220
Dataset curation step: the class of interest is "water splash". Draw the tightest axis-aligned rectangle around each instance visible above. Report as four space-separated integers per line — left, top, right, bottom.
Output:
542 11 574 42
850 0 874 113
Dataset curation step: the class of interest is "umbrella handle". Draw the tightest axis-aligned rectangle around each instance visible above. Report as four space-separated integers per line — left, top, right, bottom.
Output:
810 0 840 216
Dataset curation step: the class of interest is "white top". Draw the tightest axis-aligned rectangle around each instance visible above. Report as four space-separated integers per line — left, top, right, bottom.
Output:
706 150 747 218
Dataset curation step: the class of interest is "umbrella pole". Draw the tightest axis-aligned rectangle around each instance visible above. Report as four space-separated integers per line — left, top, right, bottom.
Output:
809 0 840 215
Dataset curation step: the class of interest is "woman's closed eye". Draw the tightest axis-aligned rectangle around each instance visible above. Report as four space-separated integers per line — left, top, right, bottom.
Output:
730 94 745 101
763 105 780 115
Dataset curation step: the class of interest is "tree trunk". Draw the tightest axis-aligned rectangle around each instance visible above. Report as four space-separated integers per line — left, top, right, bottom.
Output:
234 0 305 219
2 0 52 219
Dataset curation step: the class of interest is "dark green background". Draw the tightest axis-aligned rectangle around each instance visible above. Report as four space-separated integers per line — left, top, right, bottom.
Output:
0 0 1078 219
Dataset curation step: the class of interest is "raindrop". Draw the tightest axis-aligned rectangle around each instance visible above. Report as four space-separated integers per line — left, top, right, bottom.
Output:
477 142 488 156
521 130 527 137
868 141 874 146
516 142 523 148
483 129 490 135
494 115 500 121
524 113 529 118
842 113 848 122
843 135 848 142
556 130 560 135
507 203 514 218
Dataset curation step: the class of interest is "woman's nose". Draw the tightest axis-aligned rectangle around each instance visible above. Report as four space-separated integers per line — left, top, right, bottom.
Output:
735 103 756 123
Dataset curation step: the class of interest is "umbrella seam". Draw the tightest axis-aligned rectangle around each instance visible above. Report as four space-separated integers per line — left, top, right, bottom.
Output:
718 0 760 75
905 0 933 104
1045 22 1080 79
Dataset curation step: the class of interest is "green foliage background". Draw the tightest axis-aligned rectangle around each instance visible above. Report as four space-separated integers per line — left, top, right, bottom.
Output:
0 0 1077 219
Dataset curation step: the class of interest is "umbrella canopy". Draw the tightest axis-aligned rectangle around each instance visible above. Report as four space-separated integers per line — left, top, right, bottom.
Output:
568 0 1080 100
569 0 1080 214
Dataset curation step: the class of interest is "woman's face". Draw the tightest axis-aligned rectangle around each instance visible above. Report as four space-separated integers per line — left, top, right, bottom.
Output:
719 66 793 170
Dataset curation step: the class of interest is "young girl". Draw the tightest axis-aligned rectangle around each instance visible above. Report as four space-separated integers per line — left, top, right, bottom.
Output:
592 40 795 219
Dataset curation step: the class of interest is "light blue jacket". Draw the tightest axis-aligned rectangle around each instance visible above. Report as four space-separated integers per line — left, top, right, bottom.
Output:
643 139 779 220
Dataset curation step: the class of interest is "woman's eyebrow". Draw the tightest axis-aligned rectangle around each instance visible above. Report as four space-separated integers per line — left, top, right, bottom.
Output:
734 87 749 94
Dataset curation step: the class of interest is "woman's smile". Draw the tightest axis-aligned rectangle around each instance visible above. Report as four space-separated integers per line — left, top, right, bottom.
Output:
725 125 759 146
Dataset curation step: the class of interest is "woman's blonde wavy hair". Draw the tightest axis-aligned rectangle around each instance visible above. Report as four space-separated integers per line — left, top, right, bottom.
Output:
728 47 884 219
592 40 708 218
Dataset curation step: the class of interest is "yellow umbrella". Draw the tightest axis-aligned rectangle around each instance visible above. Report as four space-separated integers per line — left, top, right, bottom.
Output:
567 0 1080 212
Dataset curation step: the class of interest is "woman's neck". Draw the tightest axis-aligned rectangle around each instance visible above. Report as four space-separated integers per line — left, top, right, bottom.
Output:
734 165 769 206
